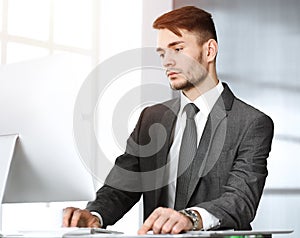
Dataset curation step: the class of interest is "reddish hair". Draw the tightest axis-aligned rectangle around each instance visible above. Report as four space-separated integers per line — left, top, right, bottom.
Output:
153 6 217 45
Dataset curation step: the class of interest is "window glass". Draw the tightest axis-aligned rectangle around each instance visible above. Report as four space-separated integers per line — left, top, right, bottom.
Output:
98 0 142 60
0 0 3 32
7 0 50 41
53 0 92 49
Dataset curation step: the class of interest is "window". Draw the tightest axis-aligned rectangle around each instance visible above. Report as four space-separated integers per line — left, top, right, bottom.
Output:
1 0 143 64
0 0 96 65
1 0 142 233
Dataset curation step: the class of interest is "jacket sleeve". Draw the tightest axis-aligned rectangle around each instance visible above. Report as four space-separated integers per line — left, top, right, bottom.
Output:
86 108 149 227
198 114 274 230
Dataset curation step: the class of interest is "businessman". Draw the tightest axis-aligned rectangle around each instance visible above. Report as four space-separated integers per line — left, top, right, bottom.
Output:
63 6 274 234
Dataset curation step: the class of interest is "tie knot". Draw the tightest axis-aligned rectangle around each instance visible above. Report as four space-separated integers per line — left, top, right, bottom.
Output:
184 103 199 119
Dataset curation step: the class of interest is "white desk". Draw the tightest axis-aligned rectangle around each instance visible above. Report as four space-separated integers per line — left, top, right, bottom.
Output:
0 229 293 238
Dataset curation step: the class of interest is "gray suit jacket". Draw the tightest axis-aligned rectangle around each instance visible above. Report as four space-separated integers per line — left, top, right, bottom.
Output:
86 83 274 230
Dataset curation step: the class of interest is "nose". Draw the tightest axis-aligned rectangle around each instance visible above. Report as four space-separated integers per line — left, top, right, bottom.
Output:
162 51 175 68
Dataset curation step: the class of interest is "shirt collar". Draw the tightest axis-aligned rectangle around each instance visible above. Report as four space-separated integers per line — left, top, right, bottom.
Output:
179 80 224 118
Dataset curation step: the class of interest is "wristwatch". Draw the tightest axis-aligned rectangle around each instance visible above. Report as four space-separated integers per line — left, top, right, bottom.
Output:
179 209 199 230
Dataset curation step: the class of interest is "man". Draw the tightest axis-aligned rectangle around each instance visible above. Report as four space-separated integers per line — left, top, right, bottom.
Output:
63 6 274 234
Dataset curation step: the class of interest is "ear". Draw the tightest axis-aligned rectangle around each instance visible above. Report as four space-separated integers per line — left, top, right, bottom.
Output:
204 39 218 63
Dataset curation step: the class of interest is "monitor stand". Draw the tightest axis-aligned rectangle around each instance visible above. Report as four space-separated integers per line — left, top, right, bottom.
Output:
0 134 19 231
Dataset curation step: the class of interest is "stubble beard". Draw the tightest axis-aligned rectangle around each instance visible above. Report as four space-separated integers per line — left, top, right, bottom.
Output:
169 52 207 92
169 78 194 91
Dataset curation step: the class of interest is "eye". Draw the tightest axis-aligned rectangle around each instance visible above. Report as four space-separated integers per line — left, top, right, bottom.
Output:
159 53 165 59
175 47 183 52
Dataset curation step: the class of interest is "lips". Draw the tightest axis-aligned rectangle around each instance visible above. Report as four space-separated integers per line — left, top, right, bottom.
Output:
166 69 181 78
167 72 178 77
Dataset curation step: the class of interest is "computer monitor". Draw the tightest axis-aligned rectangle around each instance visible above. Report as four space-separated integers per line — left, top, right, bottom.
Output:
0 54 95 204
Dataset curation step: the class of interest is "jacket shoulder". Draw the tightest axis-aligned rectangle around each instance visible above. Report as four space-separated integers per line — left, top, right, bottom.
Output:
141 98 179 119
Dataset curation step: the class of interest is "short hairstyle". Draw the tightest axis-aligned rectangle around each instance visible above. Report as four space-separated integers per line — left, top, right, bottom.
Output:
153 6 217 45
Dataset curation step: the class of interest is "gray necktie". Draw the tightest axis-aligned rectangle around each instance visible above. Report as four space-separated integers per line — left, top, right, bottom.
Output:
174 103 199 210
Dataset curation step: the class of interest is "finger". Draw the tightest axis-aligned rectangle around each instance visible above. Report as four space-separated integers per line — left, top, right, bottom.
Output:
152 214 169 234
138 224 152 235
161 212 180 234
87 215 101 228
138 208 161 234
171 220 185 234
171 214 192 234
70 209 83 227
138 217 156 235
90 222 101 228
62 207 77 227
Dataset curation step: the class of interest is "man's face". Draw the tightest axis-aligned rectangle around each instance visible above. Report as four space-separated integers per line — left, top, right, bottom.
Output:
156 28 208 91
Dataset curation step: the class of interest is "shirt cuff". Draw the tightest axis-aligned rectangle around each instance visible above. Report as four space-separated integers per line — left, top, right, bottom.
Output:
189 207 220 230
90 211 104 227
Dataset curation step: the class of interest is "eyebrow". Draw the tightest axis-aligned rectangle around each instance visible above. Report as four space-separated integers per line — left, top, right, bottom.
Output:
156 41 185 52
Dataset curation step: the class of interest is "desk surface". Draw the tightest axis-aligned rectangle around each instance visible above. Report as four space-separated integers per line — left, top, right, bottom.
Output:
0 229 293 238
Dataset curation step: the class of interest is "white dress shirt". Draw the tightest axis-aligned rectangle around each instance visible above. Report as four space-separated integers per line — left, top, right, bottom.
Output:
167 81 224 230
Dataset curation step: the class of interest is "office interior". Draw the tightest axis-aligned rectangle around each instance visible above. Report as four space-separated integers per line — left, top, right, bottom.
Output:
0 0 299 237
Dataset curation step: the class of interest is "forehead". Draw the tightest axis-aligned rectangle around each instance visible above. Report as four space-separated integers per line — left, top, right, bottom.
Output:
156 28 198 48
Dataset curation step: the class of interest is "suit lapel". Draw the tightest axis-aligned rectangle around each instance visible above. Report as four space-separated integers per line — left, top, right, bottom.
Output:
186 83 234 205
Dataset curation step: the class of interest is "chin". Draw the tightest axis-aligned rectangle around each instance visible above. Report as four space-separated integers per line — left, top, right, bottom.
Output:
171 84 188 91
170 80 193 91
169 78 189 91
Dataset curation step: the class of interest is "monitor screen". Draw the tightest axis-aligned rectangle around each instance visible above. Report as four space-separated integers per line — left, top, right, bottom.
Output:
0 55 95 203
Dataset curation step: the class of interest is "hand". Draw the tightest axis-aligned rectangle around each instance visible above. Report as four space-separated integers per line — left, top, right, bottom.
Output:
138 207 193 235
62 207 101 228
